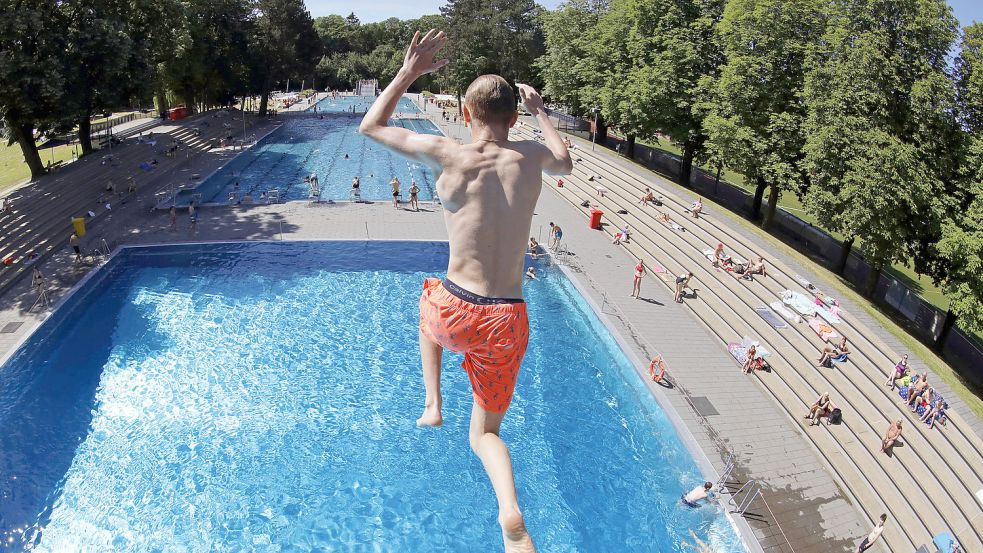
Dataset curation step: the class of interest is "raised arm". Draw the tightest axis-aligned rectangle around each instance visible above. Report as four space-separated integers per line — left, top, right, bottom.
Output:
516 83 573 176
359 30 452 170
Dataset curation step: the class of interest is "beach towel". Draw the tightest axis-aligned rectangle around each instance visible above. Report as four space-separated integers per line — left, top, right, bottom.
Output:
704 249 715 262
813 303 842 325
782 290 817 316
755 307 788 329
670 223 685 231
651 264 667 274
769 301 801 323
807 317 839 342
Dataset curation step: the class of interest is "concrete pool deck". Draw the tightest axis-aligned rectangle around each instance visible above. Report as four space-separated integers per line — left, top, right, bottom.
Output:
3 97 975 552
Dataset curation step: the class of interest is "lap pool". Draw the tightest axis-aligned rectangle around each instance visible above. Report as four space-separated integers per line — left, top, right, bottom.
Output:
0 241 745 552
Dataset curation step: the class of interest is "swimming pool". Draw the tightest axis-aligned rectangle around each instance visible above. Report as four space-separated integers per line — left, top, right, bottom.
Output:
174 116 442 206
315 95 420 114
0 241 745 552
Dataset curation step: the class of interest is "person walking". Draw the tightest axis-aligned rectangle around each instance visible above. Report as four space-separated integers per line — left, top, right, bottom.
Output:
69 232 82 263
390 176 401 208
631 259 645 298
855 514 887 552
169 206 177 231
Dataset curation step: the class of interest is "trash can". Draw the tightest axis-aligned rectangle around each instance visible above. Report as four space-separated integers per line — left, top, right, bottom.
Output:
72 217 86 237
589 208 603 230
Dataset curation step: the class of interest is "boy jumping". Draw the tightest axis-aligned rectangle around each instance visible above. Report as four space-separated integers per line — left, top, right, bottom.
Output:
360 30 572 552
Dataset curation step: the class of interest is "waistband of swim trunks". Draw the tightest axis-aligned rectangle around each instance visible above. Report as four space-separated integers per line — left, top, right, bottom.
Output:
442 278 524 305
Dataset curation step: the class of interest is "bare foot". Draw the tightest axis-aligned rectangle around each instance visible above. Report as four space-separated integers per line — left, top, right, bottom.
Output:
416 406 443 427
500 509 536 553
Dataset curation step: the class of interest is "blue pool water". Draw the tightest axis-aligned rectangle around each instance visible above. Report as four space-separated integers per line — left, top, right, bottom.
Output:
178 117 442 206
0 242 745 552
315 95 420 114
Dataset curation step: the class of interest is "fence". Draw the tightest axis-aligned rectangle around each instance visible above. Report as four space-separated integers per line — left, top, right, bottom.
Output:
90 112 155 134
551 109 983 388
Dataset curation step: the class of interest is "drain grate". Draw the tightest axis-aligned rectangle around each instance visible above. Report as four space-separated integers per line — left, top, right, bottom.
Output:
690 396 719 417
1 322 23 334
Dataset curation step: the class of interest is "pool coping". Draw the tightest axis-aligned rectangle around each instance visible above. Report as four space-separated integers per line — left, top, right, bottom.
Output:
1 238 761 552
556 259 764 553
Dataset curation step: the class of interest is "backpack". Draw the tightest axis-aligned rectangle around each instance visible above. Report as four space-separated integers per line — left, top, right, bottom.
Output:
829 408 842 424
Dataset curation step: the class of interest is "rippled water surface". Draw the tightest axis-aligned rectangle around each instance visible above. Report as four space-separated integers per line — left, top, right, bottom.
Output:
0 242 744 552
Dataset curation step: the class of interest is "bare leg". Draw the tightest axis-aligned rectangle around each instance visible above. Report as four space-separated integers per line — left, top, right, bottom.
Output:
416 329 443 427
469 402 536 553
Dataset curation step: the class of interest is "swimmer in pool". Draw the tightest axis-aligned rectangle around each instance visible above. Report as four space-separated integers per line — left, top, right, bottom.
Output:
360 29 572 553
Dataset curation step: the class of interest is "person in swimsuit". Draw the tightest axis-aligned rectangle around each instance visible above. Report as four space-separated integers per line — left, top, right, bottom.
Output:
169 206 177 231
885 354 908 389
804 392 832 425
880 420 903 453
390 176 401 208
409 180 420 211
681 482 715 507
675 272 693 303
528 237 543 259
360 29 572 552
631 259 645 298
741 343 757 374
548 222 563 250
691 197 703 218
639 187 654 205
906 373 929 408
855 514 887 552
70 232 82 262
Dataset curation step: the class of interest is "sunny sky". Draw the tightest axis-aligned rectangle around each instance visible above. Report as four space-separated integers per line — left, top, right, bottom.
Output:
305 0 981 27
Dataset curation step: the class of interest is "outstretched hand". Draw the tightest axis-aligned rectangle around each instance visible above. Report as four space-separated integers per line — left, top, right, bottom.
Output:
403 29 449 76
516 83 546 117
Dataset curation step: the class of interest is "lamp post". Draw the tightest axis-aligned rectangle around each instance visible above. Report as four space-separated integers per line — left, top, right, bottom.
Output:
591 106 600 151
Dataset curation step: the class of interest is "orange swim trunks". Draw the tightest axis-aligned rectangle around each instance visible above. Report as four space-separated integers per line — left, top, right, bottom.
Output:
419 277 529 413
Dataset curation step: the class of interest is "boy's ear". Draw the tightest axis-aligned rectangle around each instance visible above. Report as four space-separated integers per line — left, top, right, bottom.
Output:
463 105 472 124
508 110 518 128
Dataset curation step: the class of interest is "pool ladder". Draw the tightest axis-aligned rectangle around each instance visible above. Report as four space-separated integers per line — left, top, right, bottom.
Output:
716 454 761 517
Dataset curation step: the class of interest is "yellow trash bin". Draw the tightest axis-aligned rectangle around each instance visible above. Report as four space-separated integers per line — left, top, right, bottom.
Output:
72 217 86 237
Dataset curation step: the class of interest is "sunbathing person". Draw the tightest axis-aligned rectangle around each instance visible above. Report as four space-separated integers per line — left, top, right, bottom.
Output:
914 387 934 413
360 30 572 553
804 392 832 426
656 211 672 223
920 400 946 429
880 420 903 453
639 188 655 205
691 197 703 218
906 373 929 407
612 224 630 245
741 344 757 374
712 243 733 269
817 337 848 366
885 354 908 389
740 257 767 281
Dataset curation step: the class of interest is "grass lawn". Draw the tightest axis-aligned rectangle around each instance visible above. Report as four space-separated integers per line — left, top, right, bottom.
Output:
621 138 983 418
0 140 79 195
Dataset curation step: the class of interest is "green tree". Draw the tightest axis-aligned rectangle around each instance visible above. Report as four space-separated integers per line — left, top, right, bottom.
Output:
937 23 983 334
0 0 66 179
253 0 321 115
802 0 960 294
536 0 606 116
584 0 723 180
441 0 545 103
701 0 824 230
61 0 142 155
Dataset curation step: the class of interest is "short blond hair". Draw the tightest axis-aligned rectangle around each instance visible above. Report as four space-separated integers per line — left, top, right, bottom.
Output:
465 74 516 125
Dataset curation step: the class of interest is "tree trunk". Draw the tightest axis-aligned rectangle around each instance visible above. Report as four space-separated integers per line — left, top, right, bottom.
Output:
762 184 780 230
11 123 46 180
625 135 635 158
78 116 93 157
751 177 767 219
155 84 169 119
714 165 722 196
835 237 854 275
457 89 463 117
259 88 270 116
934 309 957 352
864 262 882 297
680 140 695 187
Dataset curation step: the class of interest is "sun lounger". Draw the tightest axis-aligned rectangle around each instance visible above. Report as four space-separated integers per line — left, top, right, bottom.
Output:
807 317 839 342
